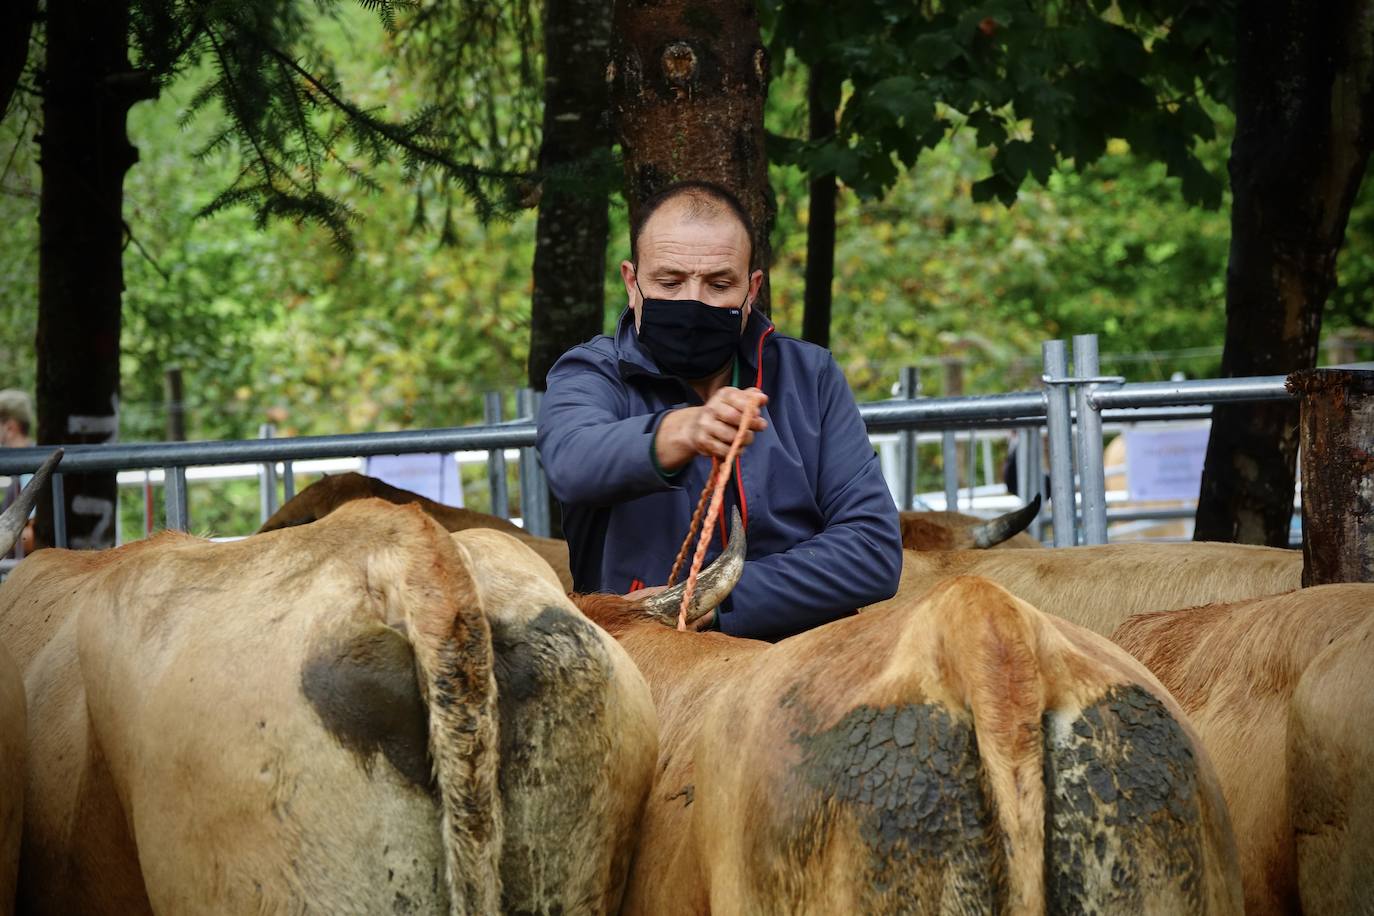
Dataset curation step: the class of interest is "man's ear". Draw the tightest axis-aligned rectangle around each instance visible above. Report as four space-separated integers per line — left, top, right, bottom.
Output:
621 260 642 329
745 269 764 311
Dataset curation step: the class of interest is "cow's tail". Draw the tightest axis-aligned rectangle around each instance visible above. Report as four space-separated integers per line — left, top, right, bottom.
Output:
919 576 1241 913
920 576 1051 912
398 531 503 914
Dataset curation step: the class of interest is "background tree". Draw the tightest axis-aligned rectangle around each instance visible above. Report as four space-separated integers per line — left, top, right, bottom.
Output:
609 0 775 310
526 0 615 391
766 0 1236 350
1194 0 1374 545
19 0 525 548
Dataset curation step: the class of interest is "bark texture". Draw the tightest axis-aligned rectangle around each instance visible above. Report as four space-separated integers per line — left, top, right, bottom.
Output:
1195 0 1374 545
609 0 774 312
802 69 837 349
1287 369 1374 585
35 0 154 549
527 0 614 391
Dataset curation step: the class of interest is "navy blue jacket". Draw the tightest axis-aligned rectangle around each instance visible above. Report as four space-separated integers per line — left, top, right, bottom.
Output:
537 309 902 641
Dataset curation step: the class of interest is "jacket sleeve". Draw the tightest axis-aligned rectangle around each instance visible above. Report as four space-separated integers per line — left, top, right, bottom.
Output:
718 356 902 640
537 345 685 508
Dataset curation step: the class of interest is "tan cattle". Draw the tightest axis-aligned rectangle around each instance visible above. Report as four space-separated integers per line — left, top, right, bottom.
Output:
0 644 20 916
0 450 60 916
898 497 1043 551
574 524 1243 914
259 471 574 590
0 499 656 915
883 541 1302 636
1113 585 1374 916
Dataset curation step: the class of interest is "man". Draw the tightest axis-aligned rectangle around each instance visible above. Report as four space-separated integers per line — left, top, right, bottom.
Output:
537 181 902 640
0 389 36 558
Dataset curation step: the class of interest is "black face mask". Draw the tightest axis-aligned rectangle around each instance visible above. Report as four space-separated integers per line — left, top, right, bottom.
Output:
635 282 748 381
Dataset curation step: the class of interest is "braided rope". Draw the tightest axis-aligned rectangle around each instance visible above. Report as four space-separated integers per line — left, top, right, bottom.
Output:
667 460 717 587
677 398 761 631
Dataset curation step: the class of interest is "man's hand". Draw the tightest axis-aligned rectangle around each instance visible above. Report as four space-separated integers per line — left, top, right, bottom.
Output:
655 387 768 471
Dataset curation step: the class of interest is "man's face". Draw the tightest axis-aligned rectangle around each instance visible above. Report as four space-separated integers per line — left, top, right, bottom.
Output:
0 420 23 448
621 203 764 332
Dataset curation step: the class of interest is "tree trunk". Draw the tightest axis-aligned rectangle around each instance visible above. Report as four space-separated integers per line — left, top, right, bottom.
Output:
34 0 154 549
527 0 614 392
1194 0 1374 546
802 67 837 349
1287 369 1374 585
0 0 38 118
609 0 774 312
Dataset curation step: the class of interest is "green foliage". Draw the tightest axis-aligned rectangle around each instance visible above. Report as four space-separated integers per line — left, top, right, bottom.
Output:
763 0 1234 207
122 0 532 250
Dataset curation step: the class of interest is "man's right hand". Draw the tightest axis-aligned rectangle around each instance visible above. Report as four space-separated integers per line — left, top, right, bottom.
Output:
655 387 768 471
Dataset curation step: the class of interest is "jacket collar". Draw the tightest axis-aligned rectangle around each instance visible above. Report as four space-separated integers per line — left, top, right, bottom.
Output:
613 307 776 387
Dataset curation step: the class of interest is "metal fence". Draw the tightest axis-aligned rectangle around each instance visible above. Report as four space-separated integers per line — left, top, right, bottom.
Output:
0 334 1304 555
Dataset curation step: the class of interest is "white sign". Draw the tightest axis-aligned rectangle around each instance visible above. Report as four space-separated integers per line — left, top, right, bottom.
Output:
365 453 465 507
1124 424 1210 503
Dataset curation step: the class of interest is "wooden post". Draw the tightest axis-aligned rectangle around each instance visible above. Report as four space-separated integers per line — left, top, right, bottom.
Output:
1286 368 1374 585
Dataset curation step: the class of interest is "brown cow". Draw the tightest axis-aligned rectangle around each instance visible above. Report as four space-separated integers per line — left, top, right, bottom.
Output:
0 450 60 916
264 474 1037 588
882 541 1302 636
259 471 574 590
1113 585 1374 916
0 499 656 914
0 643 19 916
898 496 1043 551
573 517 1243 913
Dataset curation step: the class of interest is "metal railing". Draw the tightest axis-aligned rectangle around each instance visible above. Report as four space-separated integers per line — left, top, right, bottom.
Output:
0 336 1309 553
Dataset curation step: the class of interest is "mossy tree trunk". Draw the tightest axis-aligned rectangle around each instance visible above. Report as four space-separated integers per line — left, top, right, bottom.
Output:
35 0 155 548
527 0 614 392
1194 0 1374 545
608 0 774 312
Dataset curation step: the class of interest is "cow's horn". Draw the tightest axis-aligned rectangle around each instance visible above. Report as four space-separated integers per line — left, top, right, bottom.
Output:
969 493 1042 548
642 508 746 626
0 449 63 558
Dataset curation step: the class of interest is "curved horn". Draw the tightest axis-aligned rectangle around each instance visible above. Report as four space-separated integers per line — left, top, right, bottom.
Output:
0 449 63 558
968 493 1042 549
642 508 746 626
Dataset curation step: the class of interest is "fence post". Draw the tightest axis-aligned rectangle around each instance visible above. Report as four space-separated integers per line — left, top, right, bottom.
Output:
896 367 919 511
484 391 510 520
258 423 278 523
165 466 189 531
282 461 295 501
1073 334 1109 545
1287 368 1374 585
1025 426 1046 543
516 388 549 537
941 431 959 512
966 429 977 511
143 471 153 538
51 472 67 549
1042 340 1077 547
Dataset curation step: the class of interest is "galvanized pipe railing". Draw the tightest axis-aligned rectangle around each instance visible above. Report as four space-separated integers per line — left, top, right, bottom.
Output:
0 348 1304 551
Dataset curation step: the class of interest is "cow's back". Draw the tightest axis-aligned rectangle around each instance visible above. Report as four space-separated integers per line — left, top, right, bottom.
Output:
1115 585 1374 915
884 541 1303 636
623 577 1241 913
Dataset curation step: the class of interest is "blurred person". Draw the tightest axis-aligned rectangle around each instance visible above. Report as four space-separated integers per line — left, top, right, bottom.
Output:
0 389 36 558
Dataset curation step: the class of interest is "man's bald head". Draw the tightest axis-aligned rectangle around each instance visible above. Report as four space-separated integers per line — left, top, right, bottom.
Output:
630 181 755 269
